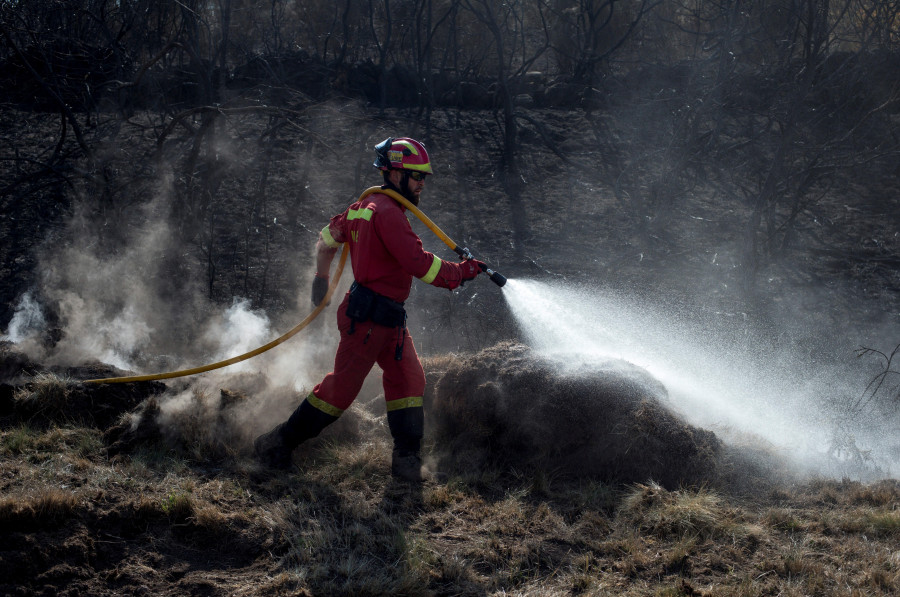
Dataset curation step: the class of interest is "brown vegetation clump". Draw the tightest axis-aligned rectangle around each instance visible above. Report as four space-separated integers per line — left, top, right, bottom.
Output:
1 343 164 429
10 375 162 429
425 341 721 488
616 482 754 543
0 488 78 532
101 384 387 462
103 388 246 460
13 372 73 420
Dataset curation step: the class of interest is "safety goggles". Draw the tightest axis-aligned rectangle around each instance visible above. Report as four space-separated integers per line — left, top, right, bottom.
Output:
407 171 428 181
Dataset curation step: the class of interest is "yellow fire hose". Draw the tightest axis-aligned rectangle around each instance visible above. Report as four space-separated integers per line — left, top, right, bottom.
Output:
85 186 504 385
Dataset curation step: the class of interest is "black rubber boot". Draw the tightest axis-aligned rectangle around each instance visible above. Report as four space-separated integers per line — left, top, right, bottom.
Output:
387 406 430 481
253 422 293 469
254 398 339 469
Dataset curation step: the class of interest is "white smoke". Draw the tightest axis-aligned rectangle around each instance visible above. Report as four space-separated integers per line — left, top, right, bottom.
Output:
40 224 169 368
2 291 45 344
203 297 272 371
42 290 153 371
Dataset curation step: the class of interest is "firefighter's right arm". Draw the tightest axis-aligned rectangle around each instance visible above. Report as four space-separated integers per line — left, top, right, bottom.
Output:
377 206 482 289
420 255 483 289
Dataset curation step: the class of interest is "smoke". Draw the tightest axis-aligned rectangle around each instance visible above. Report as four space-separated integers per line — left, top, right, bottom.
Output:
2 291 45 345
202 297 272 371
501 278 899 479
0 161 347 444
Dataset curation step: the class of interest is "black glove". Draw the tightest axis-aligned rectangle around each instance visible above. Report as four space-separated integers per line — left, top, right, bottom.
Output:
311 274 329 306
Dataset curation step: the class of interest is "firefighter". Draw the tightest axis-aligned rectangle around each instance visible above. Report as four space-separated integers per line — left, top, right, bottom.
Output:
254 137 483 481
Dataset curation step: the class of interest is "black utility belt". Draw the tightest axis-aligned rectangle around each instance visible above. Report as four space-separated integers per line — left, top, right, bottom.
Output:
346 282 407 328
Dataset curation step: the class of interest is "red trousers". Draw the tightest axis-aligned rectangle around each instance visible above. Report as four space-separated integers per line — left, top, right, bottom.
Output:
311 293 425 414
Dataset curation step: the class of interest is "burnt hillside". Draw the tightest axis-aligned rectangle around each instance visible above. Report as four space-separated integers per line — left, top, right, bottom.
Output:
1 2 898 341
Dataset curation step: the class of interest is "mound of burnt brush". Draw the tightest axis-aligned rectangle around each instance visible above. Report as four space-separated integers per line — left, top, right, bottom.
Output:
101 387 257 460
425 342 722 489
0 341 164 430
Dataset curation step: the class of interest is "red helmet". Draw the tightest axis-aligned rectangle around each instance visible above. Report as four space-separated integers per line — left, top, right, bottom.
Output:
373 137 433 175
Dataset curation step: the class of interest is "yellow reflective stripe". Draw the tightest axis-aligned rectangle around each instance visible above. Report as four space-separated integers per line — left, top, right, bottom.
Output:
386 396 423 412
321 225 340 249
395 140 421 156
348 208 374 221
418 255 442 284
394 140 433 173
307 392 344 417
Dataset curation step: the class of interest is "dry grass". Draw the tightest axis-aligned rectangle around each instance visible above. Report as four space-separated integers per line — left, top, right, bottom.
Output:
2 417 900 596
1 424 103 465
2 351 899 596
160 490 195 522
13 372 75 421
0 487 79 530
617 482 734 540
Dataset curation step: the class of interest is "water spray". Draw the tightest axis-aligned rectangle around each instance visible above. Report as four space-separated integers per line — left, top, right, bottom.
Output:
500 278 897 477
84 186 504 384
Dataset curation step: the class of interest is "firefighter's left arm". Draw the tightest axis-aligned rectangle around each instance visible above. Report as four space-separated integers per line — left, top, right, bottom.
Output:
316 230 339 276
311 223 342 306
317 213 347 277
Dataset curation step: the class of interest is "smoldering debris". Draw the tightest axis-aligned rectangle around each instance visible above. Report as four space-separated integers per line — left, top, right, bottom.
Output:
102 382 388 462
425 341 724 489
1 342 164 428
0 330 388 464
1 292 45 345
0 340 40 383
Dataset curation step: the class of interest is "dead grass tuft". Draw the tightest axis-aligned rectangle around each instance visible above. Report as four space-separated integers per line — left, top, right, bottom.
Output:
161 491 195 523
617 482 731 540
0 487 78 530
846 479 900 506
860 510 900 537
0 495 19 527
607 531 655 577
13 372 74 421
1 424 39 455
662 535 698 574
867 567 899 591
424 483 466 509
763 507 808 533
193 504 229 531
133 496 161 521
319 438 388 484
32 488 78 522
190 503 251 542
758 545 823 581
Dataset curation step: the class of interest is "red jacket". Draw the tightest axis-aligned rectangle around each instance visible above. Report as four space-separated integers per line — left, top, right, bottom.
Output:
321 191 465 302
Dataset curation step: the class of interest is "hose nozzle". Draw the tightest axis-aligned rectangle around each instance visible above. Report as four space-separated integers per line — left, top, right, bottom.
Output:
456 246 506 287
483 266 507 287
